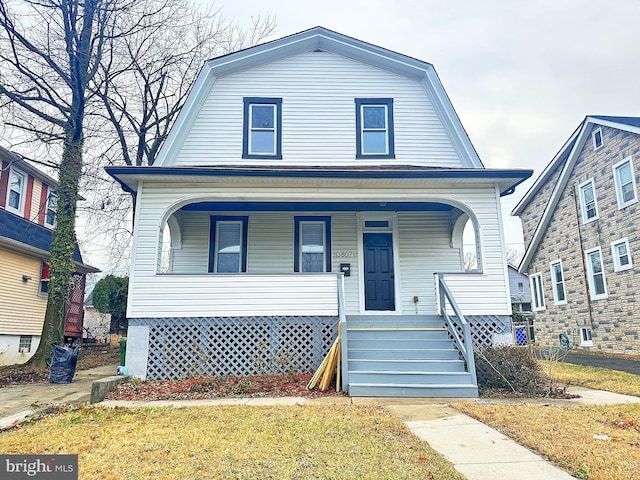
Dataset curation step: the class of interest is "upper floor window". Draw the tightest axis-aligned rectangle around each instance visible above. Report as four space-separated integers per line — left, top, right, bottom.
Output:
585 247 607 300
611 237 632 272
6 167 26 215
517 281 524 293
44 191 57 228
530 272 545 311
355 98 394 158
613 157 637 209
578 179 599 223
294 216 331 273
208 216 248 273
549 259 567 305
592 127 603 150
242 97 282 159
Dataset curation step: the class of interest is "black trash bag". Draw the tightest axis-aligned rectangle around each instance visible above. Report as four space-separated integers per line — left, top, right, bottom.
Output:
49 344 80 384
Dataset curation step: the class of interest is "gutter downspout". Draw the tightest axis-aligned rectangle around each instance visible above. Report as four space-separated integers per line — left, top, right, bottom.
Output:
570 185 595 335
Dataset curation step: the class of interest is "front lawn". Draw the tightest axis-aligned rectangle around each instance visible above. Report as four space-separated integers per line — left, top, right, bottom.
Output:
453 402 640 480
540 360 640 397
0 405 464 480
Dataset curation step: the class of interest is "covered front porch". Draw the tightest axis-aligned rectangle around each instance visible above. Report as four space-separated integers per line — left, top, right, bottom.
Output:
108 165 528 393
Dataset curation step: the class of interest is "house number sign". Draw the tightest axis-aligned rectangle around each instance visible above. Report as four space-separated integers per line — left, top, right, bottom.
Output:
335 251 354 258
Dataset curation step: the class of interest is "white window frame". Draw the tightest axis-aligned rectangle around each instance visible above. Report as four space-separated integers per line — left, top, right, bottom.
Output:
611 237 633 272
592 127 603 151
44 190 57 228
613 157 638 209
580 327 593 347
549 259 567 305
214 220 243 273
6 166 26 215
18 335 32 353
578 178 599 223
530 272 545 312
584 247 608 300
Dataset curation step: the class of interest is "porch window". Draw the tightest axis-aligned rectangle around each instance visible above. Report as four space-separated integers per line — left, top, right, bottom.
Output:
294 216 331 273
208 216 248 273
355 98 394 158
44 191 57 228
6 167 26 215
242 97 282 159
549 259 566 305
611 237 632 272
578 179 598 223
613 157 637 209
530 272 545 311
585 247 607 300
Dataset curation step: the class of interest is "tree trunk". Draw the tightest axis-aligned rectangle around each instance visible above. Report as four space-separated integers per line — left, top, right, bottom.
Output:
26 130 84 369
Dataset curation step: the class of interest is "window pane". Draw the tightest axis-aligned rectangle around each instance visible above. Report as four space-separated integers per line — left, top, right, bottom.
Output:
301 223 324 272
216 222 241 273
618 163 632 184
622 183 635 202
363 106 386 129
9 171 23 192
594 274 605 295
589 253 602 274
251 130 275 154
302 253 324 272
363 131 387 154
8 190 20 209
251 105 274 128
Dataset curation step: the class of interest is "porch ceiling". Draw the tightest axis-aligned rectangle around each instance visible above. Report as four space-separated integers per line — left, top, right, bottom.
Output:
106 165 532 197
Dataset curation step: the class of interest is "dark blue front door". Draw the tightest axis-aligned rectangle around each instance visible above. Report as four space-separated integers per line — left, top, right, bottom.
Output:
364 232 395 311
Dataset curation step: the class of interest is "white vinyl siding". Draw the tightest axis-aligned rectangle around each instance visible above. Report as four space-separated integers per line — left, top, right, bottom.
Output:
173 51 461 168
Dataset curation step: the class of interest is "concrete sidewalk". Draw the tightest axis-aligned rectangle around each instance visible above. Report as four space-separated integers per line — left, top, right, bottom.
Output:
2 370 640 479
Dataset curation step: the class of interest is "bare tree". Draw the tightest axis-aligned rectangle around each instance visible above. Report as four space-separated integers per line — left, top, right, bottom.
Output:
506 247 524 267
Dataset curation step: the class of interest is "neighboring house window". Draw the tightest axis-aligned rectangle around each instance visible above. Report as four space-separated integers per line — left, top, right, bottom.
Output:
521 302 532 312
294 216 331 273
6 167 26 215
44 191 57 228
530 273 545 311
585 247 607 300
550 260 567 305
578 179 599 222
18 335 32 353
40 261 50 295
580 327 593 347
242 97 282 159
208 216 248 273
592 127 603 150
355 98 394 158
517 281 524 293
613 157 637 208
611 238 632 272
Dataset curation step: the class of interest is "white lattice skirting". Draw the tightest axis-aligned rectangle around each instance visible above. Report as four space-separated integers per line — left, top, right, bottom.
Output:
130 317 338 380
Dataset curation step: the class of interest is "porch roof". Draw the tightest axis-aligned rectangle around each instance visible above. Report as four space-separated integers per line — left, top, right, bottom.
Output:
106 165 532 197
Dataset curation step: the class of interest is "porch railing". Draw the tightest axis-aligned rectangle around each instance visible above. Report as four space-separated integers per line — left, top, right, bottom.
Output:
337 273 349 392
435 273 477 385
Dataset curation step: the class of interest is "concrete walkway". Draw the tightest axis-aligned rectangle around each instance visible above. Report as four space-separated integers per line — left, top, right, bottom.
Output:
2 369 640 479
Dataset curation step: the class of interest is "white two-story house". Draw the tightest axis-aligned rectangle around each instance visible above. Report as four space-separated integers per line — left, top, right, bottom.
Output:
107 27 531 397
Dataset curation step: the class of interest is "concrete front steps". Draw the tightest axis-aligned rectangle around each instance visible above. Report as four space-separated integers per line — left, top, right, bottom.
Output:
346 315 478 398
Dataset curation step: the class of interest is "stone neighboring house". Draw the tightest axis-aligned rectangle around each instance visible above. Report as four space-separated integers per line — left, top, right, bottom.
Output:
0 146 99 365
513 116 640 354
107 27 531 396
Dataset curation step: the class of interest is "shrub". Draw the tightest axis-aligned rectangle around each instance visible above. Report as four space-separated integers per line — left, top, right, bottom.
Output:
474 345 551 396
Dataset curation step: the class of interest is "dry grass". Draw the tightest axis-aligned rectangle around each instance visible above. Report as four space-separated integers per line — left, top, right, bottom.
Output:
540 360 640 397
453 402 640 480
0 405 463 480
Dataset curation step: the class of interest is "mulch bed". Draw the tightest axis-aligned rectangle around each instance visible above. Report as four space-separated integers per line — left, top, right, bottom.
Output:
108 374 344 401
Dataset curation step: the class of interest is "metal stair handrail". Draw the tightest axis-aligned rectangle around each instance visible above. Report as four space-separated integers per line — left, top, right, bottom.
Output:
435 273 477 385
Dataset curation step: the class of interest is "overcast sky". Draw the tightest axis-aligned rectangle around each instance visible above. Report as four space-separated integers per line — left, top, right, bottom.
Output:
219 0 640 250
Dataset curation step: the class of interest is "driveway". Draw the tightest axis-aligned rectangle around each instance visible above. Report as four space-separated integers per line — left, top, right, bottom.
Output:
563 352 640 375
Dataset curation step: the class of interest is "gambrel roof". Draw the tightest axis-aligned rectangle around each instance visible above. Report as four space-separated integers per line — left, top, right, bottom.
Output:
513 115 640 272
153 26 484 169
